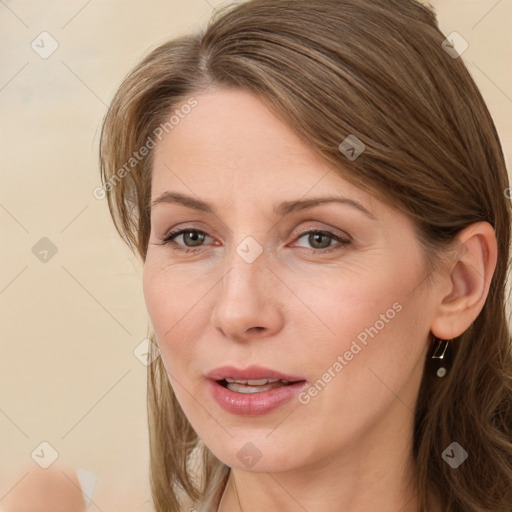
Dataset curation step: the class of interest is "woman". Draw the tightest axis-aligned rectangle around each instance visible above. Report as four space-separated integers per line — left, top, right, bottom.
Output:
98 0 512 510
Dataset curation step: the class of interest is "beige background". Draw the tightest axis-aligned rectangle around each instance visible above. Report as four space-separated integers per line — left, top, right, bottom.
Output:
0 0 511 510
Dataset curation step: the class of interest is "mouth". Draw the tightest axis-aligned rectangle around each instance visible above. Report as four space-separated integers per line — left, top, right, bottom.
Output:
206 365 307 391
217 378 301 394
205 365 307 414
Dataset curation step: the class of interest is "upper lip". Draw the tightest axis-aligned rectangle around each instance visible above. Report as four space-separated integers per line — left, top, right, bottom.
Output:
206 365 306 382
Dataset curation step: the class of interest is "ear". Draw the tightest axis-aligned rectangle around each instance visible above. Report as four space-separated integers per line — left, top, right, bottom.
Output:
430 221 498 340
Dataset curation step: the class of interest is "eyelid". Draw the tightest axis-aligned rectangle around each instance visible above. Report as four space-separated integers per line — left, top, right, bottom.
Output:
290 228 351 252
159 221 214 241
160 226 214 249
159 227 349 242
157 224 351 253
293 225 351 241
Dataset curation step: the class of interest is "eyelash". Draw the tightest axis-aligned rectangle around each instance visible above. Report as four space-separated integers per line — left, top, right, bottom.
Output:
157 227 351 255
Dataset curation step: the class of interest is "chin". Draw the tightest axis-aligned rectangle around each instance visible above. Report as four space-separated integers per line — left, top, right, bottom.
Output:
202 432 304 473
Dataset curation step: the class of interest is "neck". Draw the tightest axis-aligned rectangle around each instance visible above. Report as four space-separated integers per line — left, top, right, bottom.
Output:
219 460 419 512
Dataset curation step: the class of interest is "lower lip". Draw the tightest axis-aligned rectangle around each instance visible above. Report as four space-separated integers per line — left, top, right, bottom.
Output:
207 379 307 416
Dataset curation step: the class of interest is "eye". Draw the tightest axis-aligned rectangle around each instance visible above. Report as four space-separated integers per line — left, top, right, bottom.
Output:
155 227 350 255
157 228 215 252
293 229 351 253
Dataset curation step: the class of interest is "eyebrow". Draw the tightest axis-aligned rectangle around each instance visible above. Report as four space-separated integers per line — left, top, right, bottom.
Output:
151 191 376 220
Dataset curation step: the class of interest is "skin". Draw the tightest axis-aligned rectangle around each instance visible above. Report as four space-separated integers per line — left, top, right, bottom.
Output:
143 87 497 512
1 465 86 512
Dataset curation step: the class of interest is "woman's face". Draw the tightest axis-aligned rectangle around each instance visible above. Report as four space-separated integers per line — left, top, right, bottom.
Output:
143 87 439 473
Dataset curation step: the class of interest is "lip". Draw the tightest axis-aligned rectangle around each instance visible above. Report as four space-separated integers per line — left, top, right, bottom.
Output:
206 365 307 416
205 365 305 382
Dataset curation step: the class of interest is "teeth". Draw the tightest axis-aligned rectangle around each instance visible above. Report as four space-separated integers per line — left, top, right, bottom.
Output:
226 381 286 393
247 378 275 385
224 378 289 385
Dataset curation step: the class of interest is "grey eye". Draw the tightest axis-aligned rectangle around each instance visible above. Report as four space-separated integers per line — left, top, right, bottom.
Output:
180 231 207 247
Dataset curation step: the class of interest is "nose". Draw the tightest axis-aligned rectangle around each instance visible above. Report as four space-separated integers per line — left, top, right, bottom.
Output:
210 244 285 343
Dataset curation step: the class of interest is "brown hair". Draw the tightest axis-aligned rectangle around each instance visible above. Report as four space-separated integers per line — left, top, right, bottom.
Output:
98 1 512 510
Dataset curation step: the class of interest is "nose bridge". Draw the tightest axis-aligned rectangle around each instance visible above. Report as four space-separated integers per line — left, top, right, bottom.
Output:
211 236 282 339
218 237 267 310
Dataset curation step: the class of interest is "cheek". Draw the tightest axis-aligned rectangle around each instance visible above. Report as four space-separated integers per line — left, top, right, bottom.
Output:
142 262 214 430
142 259 206 362
289 253 430 387
288 261 410 352
298 271 430 421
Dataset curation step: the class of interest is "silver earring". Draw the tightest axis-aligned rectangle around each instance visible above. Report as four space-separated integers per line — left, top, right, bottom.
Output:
431 337 452 378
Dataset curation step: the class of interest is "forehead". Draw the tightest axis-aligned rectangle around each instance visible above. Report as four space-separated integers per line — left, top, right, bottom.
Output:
151 87 377 211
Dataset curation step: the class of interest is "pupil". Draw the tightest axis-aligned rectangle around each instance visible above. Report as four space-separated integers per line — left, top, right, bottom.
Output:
310 233 330 249
185 231 204 246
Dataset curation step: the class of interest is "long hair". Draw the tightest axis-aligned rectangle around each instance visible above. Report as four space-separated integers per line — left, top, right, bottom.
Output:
98 1 512 510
